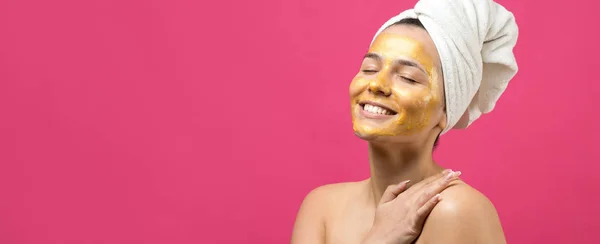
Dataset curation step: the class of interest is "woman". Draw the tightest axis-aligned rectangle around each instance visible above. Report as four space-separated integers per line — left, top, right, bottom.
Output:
291 0 518 243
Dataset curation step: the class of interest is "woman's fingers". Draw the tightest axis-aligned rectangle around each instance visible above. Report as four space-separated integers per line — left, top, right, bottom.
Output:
415 171 461 206
403 169 451 196
417 169 451 187
379 180 410 205
414 193 442 226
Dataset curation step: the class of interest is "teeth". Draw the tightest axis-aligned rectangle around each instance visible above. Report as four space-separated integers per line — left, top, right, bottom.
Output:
363 104 393 115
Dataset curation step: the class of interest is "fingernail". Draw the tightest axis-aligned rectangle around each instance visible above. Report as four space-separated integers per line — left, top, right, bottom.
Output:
398 180 410 186
435 194 442 201
455 171 462 177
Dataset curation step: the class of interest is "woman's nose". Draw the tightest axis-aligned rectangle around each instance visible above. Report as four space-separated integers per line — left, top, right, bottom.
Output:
368 74 392 96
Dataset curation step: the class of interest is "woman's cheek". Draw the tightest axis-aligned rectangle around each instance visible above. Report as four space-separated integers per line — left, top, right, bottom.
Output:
349 76 370 97
392 92 434 134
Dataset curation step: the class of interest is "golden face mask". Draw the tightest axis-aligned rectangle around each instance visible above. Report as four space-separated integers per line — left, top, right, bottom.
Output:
349 31 444 140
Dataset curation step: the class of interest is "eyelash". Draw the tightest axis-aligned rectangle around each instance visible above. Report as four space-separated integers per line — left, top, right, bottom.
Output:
361 70 419 84
402 77 417 83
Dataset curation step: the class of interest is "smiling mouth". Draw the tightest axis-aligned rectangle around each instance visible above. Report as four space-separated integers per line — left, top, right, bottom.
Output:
359 102 398 116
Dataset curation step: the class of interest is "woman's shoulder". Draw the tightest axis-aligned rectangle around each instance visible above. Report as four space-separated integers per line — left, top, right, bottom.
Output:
296 180 369 220
302 180 368 206
416 180 506 243
291 180 368 243
437 180 497 211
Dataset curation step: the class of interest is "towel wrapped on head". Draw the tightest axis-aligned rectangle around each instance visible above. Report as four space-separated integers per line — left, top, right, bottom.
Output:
372 0 519 135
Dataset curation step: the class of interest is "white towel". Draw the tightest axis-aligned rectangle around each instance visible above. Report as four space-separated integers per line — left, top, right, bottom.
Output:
372 0 519 135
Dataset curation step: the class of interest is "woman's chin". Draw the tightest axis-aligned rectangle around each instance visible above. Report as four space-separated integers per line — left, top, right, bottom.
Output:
352 125 421 144
353 126 395 141
354 130 377 141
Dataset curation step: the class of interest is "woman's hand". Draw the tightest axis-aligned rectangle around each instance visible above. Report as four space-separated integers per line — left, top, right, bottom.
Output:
362 169 462 244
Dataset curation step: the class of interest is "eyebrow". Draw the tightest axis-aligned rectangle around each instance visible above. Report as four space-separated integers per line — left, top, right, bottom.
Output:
364 53 428 75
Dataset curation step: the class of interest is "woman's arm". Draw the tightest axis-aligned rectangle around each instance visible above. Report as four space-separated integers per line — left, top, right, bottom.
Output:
362 170 462 244
290 187 328 244
290 170 463 244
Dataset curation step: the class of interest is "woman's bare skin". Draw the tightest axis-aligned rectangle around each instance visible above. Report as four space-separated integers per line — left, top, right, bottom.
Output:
291 22 507 244
292 176 505 244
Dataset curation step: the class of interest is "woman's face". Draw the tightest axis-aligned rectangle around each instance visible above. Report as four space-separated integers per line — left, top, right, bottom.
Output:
349 24 446 143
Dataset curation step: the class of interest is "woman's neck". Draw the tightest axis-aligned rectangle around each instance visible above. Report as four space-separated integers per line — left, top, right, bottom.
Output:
367 142 444 205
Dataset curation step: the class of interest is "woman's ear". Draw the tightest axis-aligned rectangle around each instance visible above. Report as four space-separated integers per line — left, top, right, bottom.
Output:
438 111 448 131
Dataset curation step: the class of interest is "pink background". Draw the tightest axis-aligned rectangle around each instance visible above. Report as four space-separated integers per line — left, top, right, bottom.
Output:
1 0 599 243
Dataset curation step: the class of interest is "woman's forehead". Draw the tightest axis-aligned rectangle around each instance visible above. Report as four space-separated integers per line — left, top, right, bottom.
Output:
374 24 442 69
369 33 434 74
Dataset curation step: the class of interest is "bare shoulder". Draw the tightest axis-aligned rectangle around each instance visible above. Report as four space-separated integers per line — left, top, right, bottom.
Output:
308 180 364 199
416 181 506 244
299 181 365 211
291 181 366 244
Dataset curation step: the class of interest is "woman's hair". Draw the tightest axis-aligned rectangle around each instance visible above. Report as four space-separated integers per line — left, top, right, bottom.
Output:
393 18 425 29
392 18 441 150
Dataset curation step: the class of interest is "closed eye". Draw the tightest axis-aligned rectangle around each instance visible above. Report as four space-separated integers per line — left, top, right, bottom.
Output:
362 69 378 74
402 76 418 83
